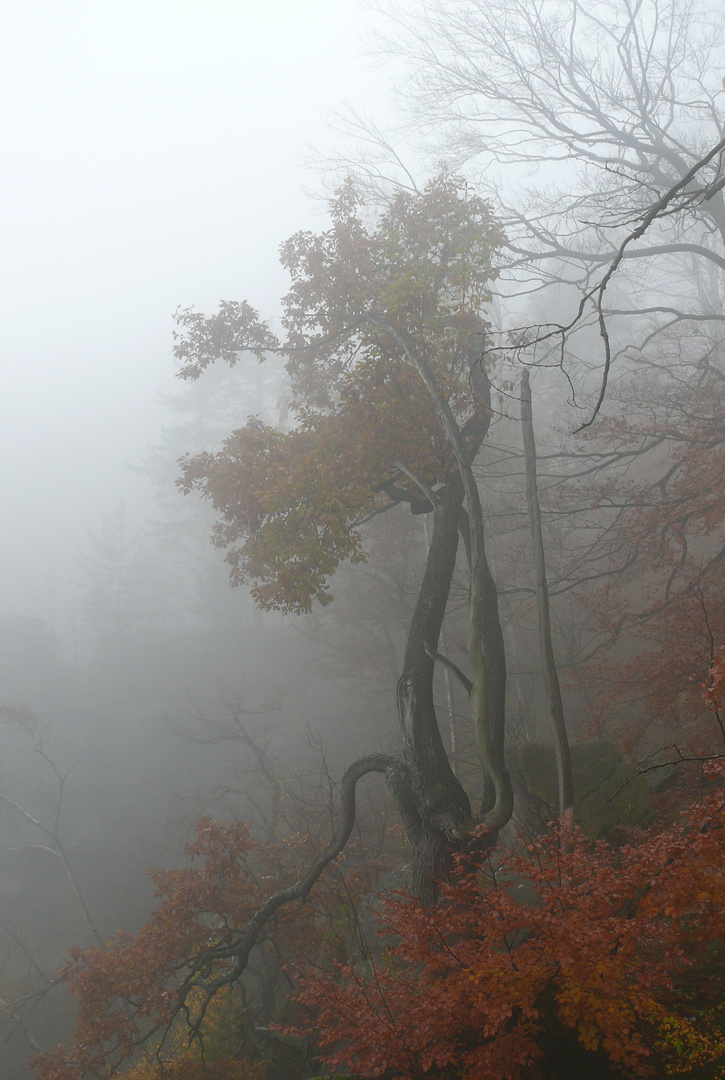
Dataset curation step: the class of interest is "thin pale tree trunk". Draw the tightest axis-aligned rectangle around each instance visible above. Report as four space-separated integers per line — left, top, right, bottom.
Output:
521 369 574 825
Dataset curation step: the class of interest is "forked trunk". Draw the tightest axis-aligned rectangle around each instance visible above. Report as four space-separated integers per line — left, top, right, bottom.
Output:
396 478 473 903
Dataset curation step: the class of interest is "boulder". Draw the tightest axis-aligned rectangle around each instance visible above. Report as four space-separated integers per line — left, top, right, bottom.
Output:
507 738 653 840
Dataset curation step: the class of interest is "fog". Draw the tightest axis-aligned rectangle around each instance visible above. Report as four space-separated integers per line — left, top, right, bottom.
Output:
0 5 405 1072
0 0 388 621
2 0 723 1074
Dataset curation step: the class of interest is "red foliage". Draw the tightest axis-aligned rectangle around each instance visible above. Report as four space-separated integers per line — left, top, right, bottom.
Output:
705 646 725 712
30 819 283 1080
30 676 725 1080
548 372 725 755
294 771 725 1079
30 799 403 1080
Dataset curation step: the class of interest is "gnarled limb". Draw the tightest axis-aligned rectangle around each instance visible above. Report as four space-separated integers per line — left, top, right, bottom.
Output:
134 753 414 1056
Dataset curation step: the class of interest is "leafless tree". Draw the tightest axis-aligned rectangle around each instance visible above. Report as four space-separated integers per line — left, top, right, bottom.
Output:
0 707 102 1056
376 0 725 420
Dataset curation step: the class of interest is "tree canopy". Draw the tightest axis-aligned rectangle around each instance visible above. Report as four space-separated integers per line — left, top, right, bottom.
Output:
175 174 504 613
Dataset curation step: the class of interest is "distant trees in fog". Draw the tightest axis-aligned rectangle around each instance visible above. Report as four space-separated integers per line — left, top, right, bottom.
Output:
8 0 725 1077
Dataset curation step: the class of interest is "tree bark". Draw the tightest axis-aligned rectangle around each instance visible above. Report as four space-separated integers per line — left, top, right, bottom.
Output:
369 317 513 846
397 476 473 903
521 369 574 823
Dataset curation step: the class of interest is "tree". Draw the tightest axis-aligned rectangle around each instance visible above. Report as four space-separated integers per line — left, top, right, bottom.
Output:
175 173 510 902
360 0 725 760
377 0 725 422
76 502 168 643
31 710 725 1078
521 369 573 822
549 365 725 758
296 764 725 1080
312 1 725 759
28 170 725 1080
0 707 103 1061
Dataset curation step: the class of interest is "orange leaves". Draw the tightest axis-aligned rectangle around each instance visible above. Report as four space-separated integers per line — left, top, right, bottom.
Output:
178 417 371 612
175 174 503 614
566 372 725 754
31 819 278 1080
705 646 725 712
30 800 401 1080
295 775 725 1079
31 772 725 1079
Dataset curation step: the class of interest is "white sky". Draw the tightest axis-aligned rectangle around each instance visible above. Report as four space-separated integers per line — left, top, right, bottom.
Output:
0 0 395 621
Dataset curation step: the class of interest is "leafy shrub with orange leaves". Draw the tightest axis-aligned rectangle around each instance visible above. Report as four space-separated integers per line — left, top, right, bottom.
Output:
29 797 402 1080
32 767 725 1080
30 663 725 1080
294 769 725 1079
706 647 725 713
31 762 725 1080
30 819 296 1080
120 1056 264 1080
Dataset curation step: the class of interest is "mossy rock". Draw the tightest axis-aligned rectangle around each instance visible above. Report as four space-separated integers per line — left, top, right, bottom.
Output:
508 739 653 840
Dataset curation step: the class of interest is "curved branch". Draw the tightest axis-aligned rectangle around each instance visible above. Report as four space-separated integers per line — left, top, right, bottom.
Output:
390 456 438 510
579 133 725 429
0 792 103 949
143 753 413 1050
424 640 473 696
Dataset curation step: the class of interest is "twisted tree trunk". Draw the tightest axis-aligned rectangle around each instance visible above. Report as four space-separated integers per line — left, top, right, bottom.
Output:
397 476 473 903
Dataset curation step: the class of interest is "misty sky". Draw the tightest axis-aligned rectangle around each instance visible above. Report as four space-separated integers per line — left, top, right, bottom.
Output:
0 0 392 624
